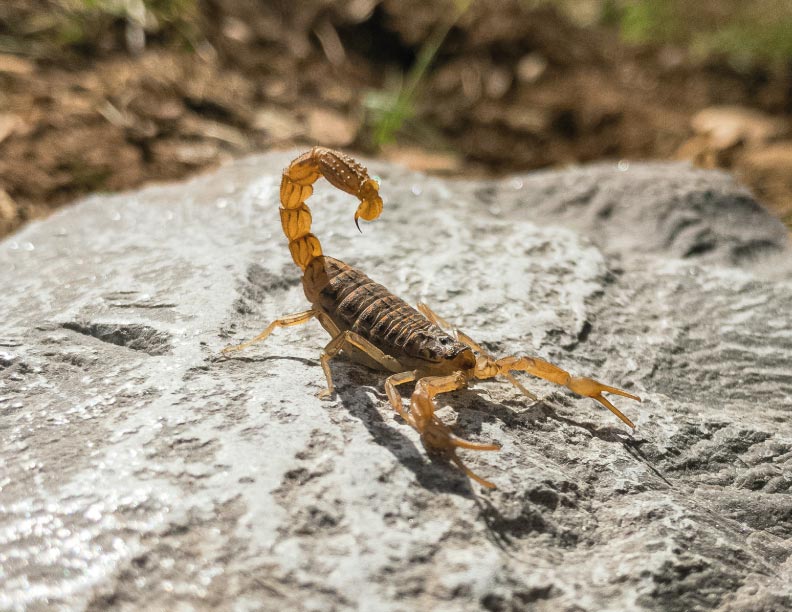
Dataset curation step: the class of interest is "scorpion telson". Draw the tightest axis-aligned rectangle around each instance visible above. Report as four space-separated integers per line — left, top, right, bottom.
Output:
223 146 641 488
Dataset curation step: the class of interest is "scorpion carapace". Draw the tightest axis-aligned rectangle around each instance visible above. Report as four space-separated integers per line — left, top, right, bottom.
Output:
223 146 641 489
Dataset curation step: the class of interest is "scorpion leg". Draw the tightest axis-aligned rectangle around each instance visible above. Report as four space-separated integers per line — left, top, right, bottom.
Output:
222 310 316 354
495 355 641 429
416 302 481 349
410 373 501 489
318 329 402 399
416 302 455 333
418 302 537 401
384 370 417 423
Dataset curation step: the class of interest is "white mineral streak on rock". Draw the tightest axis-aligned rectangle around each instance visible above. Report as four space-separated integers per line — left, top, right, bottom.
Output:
0 152 790 611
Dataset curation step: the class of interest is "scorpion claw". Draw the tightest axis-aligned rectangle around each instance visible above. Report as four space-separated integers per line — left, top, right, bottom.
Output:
448 434 501 452
566 376 640 429
449 451 497 489
591 392 636 430
421 420 500 488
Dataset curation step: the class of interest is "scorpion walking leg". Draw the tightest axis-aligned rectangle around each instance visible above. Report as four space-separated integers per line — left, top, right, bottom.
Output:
496 355 641 428
318 329 402 399
411 373 501 489
222 310 316 354
418 302 537 401
384 370 417 423
417 302 482 350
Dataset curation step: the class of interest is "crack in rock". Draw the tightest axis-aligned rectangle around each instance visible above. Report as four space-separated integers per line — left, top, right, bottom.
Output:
61 321 172 355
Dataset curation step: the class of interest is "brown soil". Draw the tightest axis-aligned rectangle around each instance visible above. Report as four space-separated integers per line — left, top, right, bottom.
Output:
1 1 791 238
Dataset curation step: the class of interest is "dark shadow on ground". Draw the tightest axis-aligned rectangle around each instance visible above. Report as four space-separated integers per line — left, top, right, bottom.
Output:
331 362 478 497
456 384 674 490
332 360 675 500
217 353 319 368
221 352 673 532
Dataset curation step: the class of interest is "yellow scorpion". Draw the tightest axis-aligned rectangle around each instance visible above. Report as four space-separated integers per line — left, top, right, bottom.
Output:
224 147 641 488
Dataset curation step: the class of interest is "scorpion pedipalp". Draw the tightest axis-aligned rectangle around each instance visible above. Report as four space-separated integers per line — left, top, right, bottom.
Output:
425 420 501 489
448 448 498 490
493 356 641 429
385 368 501 488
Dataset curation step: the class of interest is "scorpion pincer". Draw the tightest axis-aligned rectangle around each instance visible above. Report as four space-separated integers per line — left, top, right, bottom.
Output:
223 147 641 488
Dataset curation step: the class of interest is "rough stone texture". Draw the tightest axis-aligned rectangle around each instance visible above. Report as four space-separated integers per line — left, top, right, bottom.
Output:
1 152 791 612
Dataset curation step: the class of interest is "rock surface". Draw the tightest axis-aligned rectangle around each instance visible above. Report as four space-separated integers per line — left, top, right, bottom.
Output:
1 152 791 611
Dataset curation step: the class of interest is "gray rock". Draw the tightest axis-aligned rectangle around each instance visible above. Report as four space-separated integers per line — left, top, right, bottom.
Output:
1 153 790 612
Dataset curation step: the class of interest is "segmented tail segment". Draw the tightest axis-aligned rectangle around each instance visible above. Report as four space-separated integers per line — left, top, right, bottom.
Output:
279 147 384 270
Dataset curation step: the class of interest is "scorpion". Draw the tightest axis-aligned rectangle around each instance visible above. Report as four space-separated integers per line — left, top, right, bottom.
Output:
223 147 641 488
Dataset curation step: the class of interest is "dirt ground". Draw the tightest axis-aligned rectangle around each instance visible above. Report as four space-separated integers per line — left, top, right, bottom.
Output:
1 0 791 238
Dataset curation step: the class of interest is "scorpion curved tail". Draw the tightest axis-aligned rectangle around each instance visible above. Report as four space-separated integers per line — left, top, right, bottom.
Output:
279 147 384 270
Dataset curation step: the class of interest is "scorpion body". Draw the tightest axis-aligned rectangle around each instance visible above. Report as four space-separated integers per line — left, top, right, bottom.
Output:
224 147 641 488
304 256 474 374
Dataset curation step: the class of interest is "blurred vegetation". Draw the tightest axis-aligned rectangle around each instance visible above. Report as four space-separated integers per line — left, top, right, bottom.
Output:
363 0 473 148
604 0 792 67
1 0 791 233
514 0 792 68
362 0 792 145
4 1 791 66
0 0 199 58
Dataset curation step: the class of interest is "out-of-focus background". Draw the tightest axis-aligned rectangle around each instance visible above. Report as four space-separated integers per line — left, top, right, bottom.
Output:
1 0 791 238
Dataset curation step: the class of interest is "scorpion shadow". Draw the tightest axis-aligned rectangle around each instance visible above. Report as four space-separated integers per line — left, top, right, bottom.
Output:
457 387 672 487
334 364 673 503
231 355 671 529
333 366 484 497
221 352 479 496
217 354 318 368
445 388 674 548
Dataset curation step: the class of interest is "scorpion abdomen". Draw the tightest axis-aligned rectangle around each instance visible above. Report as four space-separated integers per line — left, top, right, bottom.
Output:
303 256 469 365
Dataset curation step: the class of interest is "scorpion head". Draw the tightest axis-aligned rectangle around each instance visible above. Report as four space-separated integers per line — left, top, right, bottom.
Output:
412 333 476 372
